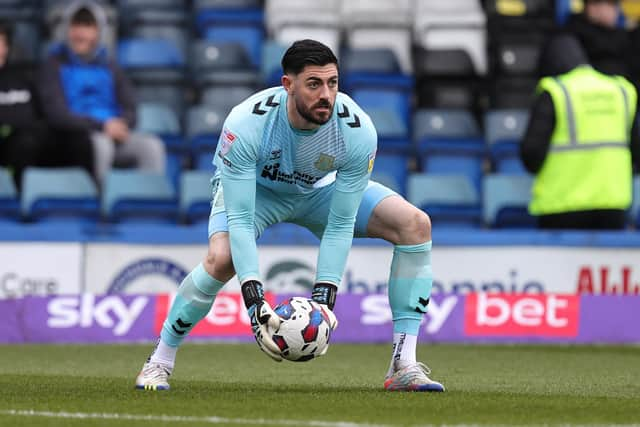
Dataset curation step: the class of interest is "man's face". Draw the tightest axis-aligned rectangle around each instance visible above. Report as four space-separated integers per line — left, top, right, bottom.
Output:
585 0 619 28
286 64 338 127
0 34 9 67
68 23 99 57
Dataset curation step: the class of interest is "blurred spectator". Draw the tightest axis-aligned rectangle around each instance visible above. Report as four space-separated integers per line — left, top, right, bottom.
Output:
520 35 640 230
38 2 165 184
0 21 93 189
558 0 634 80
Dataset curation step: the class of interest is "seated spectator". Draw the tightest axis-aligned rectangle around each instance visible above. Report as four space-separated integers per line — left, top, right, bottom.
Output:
38 2 165 184
0 21 93 189
520 35 640 230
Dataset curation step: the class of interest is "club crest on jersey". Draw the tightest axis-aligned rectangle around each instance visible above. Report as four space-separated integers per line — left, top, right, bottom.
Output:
367 150 376 173
314 153 335 171
220 128 236 156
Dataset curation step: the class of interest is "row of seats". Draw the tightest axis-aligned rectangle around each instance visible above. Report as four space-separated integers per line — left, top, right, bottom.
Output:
2 166 640 229
139 103 532 191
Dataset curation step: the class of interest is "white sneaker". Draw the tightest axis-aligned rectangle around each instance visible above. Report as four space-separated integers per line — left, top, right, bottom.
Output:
135 361 172 391
384 361 445 392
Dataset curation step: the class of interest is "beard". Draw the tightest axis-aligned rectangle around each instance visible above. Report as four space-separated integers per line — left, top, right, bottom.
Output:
294 97 333 126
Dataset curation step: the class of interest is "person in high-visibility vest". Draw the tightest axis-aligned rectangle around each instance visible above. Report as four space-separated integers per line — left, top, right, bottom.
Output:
520 34 640 229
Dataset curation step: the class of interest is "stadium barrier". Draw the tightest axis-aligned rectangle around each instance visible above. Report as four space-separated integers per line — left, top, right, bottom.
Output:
2 241 640 299
1 293 638 344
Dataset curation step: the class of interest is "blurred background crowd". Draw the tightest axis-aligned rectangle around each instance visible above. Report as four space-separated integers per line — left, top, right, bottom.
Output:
1 0 639 230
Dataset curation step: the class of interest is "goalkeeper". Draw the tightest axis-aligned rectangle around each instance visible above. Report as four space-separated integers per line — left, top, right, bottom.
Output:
136 39 444 393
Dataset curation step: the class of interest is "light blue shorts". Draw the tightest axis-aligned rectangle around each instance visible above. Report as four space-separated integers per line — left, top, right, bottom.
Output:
207 180 397 239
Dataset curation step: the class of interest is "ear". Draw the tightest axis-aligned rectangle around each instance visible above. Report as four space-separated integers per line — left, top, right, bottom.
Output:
282 74 293 93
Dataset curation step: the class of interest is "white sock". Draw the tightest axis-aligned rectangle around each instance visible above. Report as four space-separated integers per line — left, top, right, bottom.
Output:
386 333 418 377
149 339 178 369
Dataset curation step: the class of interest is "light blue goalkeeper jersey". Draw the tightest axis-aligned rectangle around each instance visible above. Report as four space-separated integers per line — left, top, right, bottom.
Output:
213 86 377 285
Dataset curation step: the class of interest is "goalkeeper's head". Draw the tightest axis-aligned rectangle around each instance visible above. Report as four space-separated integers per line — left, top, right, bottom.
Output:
280 40 339 129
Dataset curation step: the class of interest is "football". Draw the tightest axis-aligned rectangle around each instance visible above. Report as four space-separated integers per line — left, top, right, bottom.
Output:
271 297 332 362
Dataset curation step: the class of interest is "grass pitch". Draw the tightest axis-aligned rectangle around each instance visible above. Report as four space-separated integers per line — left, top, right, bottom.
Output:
0 343 638 427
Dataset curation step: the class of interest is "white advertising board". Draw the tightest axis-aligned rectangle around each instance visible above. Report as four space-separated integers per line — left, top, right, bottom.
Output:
84 243 640 295
0 242 82 299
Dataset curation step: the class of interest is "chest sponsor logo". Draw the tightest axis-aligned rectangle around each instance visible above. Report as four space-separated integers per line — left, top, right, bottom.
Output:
260 163 323 186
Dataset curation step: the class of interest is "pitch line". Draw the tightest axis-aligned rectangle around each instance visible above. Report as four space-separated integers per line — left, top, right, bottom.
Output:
0 409 394 427
3 411 640 427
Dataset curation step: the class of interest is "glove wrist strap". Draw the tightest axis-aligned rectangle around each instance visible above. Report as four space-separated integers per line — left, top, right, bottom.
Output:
241 280 264 309
312 282 337 310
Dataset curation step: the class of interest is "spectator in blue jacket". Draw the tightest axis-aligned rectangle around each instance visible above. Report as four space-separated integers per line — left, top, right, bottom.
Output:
38 2 165 184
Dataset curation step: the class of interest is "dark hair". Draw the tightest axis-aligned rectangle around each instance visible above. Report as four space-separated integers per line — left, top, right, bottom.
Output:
70 6 97 27
0 20 12 45
281 39 338 75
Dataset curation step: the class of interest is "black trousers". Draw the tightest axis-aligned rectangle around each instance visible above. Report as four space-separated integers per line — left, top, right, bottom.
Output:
0 125 94 190
537 209 628 230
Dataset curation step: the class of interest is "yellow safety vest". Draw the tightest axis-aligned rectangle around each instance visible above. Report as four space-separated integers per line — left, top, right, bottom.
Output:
529 66 636 215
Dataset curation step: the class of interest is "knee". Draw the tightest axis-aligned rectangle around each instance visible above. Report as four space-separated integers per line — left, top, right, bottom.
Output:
401 209 431 244
203 244 235 282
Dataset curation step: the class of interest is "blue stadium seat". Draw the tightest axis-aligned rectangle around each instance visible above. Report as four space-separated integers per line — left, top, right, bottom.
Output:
0 168 19 221
366 109 411 153
135 84 185 117
186 104 225 149
483 174 535 228
351 88 411 130
180 170 214 224
341 48 413 94
261 40 287 86
102 171 178 223
135 102 185 188
407 173 482 228
190 40 259 87
118 38 185 84
194 0 263 36
136 102 182 148
186 104 225 172
485 109 529 174
370 153 409 196
118 0 187 25
131 25 189 54
9 21 40 64
414 109 485 190
21 168 99 222
201 85 254 113
204 25 264 67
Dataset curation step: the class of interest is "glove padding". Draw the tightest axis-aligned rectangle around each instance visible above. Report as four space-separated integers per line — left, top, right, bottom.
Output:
249 300 283 362
312 282 339 331
242 280 283 362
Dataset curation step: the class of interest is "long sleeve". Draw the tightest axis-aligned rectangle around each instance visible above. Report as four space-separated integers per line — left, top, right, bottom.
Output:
36 58 102 131
315 118 377 285
112 63 137 128
218 126 260 283
520 91 555 174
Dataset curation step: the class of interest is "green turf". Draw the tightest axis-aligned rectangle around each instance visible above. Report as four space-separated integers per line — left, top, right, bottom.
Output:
0 343 638 426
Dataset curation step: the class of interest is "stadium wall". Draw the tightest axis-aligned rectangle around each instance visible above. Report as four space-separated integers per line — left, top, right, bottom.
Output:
2 241 640 299
1 237 639 344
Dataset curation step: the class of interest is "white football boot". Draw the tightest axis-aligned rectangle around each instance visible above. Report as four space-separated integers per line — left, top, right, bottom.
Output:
135 361 172 391
384 361 445 392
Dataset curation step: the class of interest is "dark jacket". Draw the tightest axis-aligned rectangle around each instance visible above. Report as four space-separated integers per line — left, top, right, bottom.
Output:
561 13 633 79
37 43 137 132
0 65 41 128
